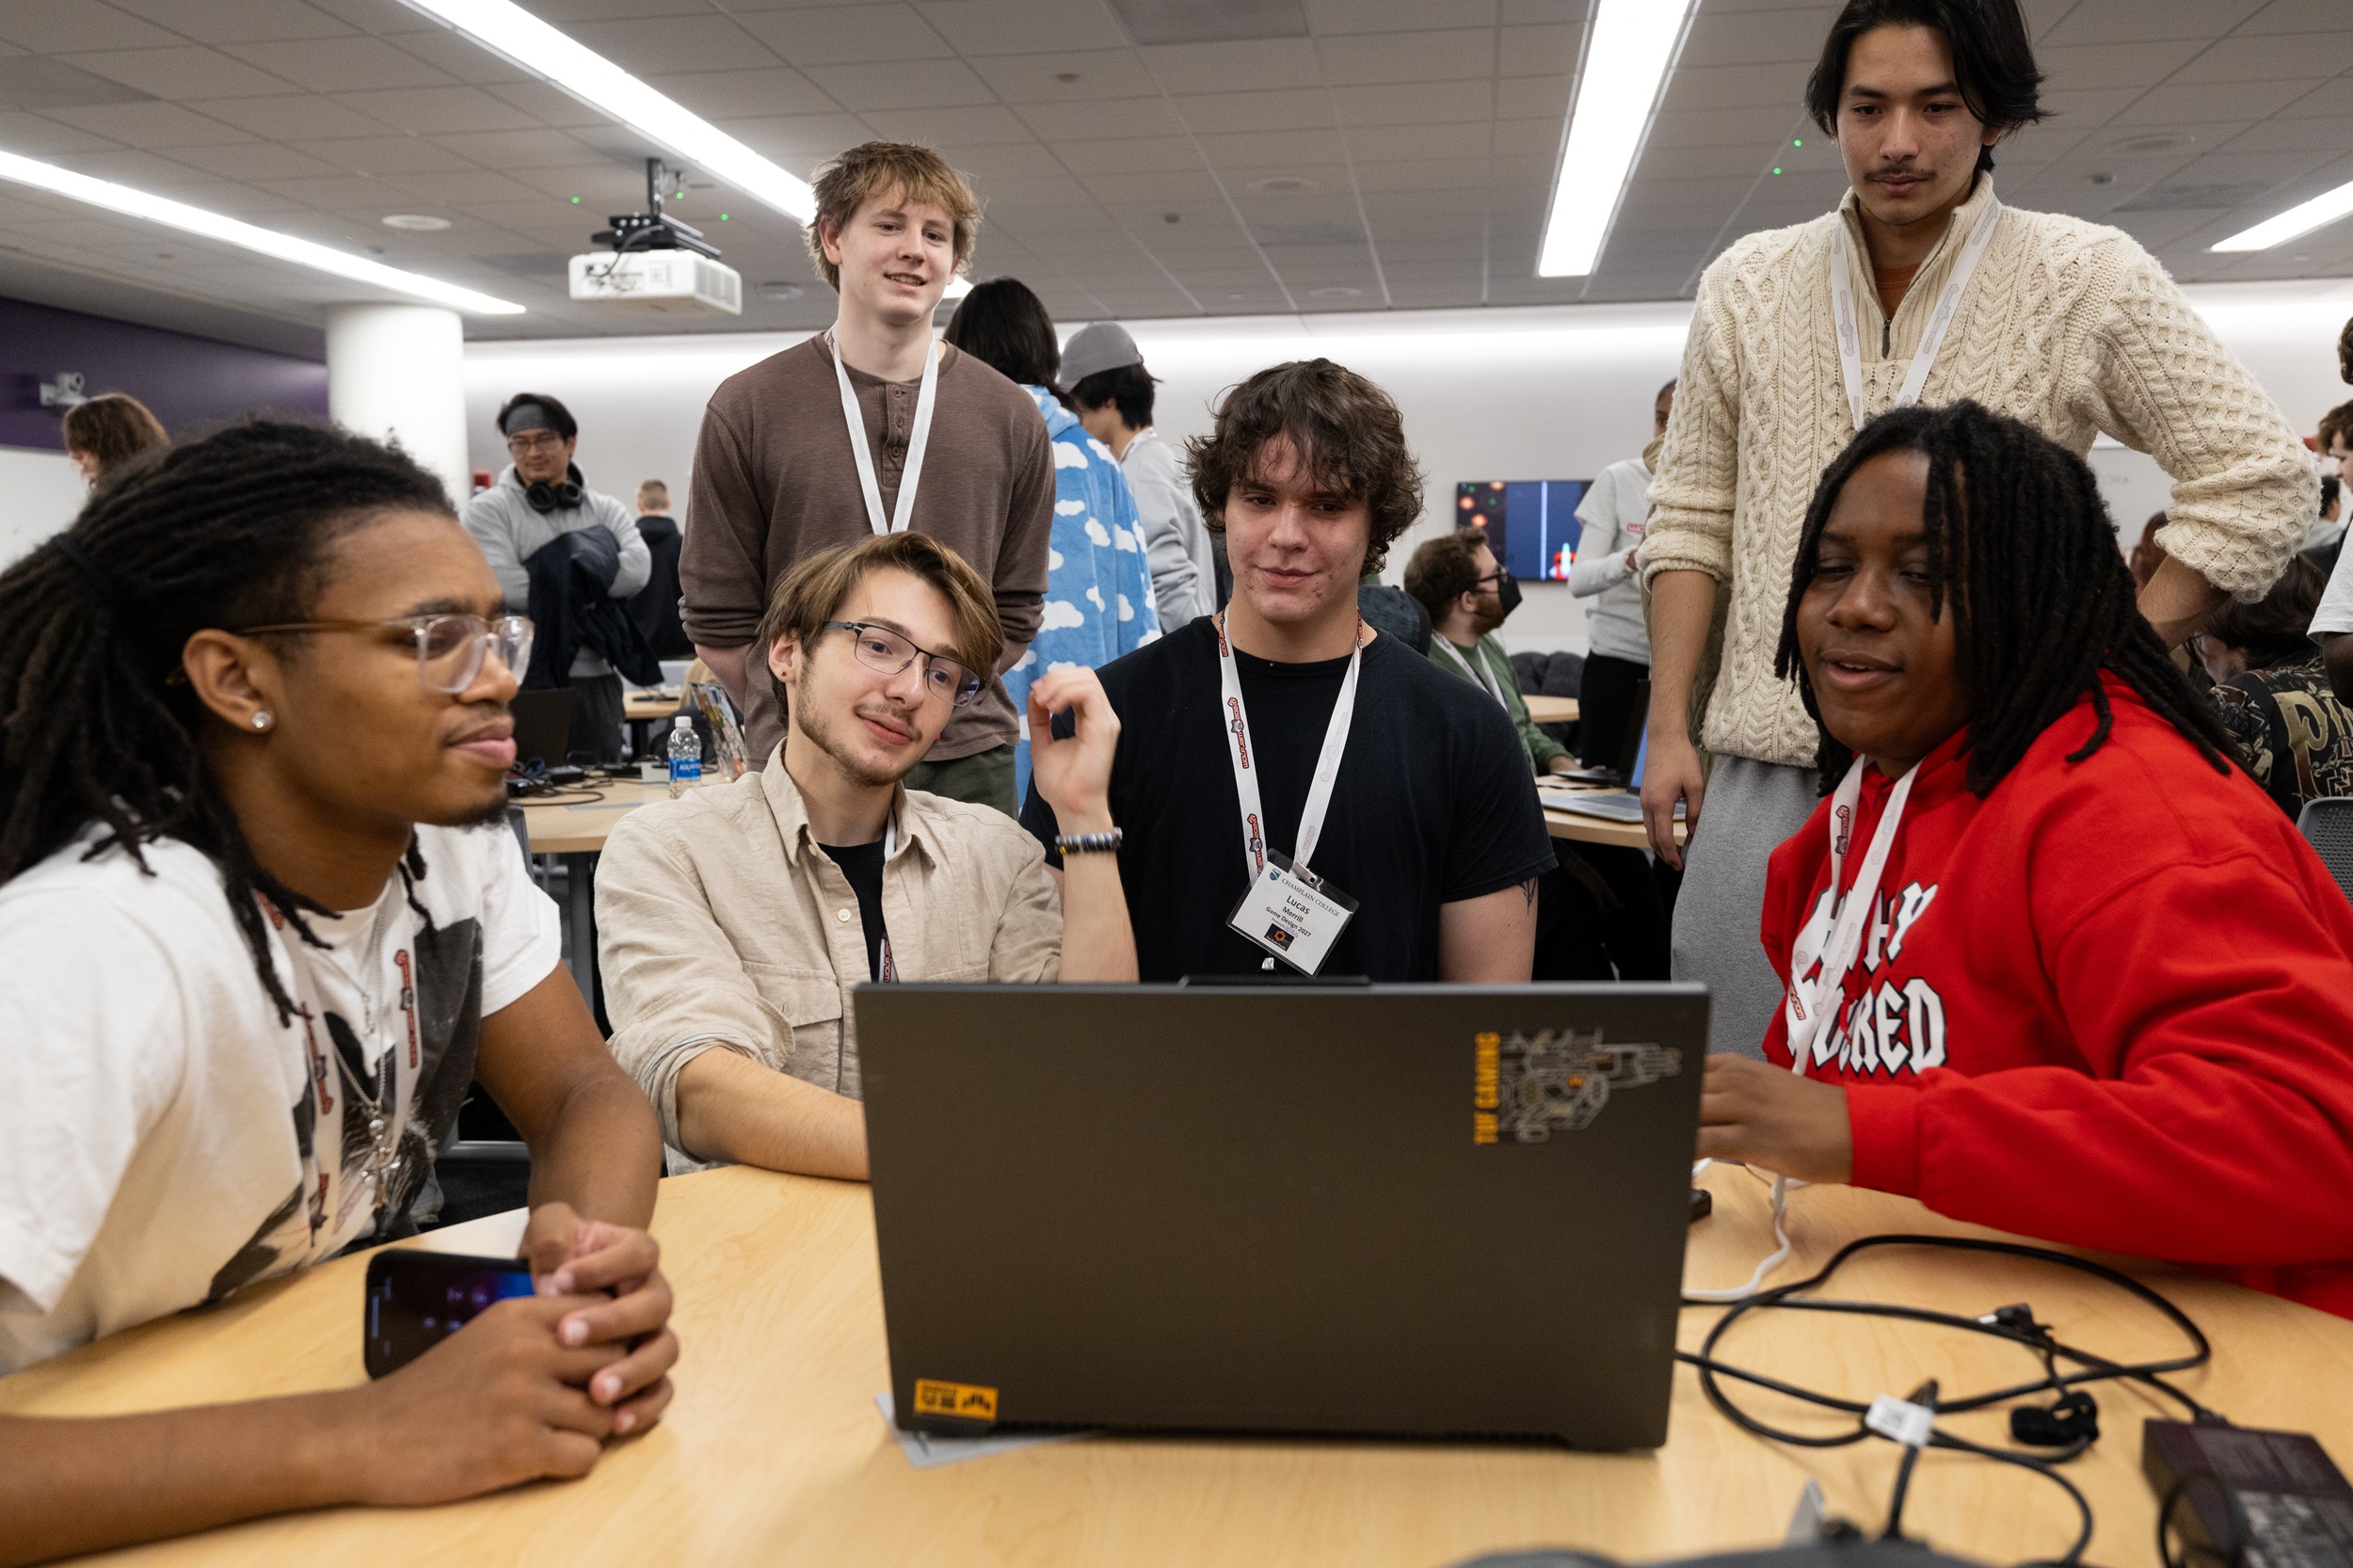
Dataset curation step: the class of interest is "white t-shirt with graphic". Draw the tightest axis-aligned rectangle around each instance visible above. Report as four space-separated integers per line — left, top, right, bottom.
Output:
0 822 560 1373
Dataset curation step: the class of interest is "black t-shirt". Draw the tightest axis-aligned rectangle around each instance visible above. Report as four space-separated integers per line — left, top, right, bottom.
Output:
818 840 888 980
1019 617 1557 981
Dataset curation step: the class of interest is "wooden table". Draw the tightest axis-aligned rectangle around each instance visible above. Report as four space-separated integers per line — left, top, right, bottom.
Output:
10 1164 2346 1567
1543 789 1685 851
515 777 703 997
624 689 682 722
1524 694 1579 725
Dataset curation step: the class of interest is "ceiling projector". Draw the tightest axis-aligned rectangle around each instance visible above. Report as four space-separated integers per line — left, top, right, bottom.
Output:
568 157 743 317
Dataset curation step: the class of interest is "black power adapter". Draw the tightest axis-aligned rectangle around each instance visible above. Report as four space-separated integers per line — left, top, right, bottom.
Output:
2143 1416 2353 1568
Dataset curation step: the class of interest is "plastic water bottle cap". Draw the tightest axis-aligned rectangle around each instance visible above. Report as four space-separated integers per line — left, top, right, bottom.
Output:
673 714 692 728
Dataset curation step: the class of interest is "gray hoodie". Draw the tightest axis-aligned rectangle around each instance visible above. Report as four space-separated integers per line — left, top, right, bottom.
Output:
462 464 650 679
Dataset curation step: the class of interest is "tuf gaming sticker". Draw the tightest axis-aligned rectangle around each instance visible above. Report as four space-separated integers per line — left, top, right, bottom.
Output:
1474 1029 1682 1144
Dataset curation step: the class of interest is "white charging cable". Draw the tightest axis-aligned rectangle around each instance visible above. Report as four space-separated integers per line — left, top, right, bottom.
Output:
1684 1159 1807 1303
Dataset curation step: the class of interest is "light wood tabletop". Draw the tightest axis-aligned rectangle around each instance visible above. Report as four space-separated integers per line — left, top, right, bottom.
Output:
1523 694 1579 725
514 776 685 855
8 1162 2345 1568
624 689 682 722
1542 790 1685 851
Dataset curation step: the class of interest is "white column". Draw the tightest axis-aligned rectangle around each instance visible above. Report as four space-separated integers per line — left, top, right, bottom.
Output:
325 303 471 505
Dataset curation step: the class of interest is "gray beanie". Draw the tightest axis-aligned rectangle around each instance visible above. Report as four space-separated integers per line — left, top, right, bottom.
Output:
1054 321 1145 392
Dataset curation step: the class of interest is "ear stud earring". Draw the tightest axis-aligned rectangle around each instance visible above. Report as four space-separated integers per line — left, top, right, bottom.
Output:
251 711 273 731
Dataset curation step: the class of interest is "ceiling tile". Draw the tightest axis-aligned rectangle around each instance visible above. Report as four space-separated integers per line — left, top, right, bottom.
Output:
1345 120 1491 162
802 55 996 108
859 102 1036 143
427 128 609 168
105 0 358 45
648 67 840 120
1135 38 1323 95
61 45 299 100
1168 88 1334 134
2171 30 2353 83
1330 79 1494 126
224 37 456 92
332 84 542 134
184 91 394 139
2041 0 2268 44
2032 40 2209 90
0 2 183 53
166 139 349 180
0 109 116 154
298 134 478 174
482 78 611 129
1316 28 1495 87
1018 97 1187 140
41 99 262 147
734 4 954 66
565 15 784 76
918 0 1129 56
966 48 1155 102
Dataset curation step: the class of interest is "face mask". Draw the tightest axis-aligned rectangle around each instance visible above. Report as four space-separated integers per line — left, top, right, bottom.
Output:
1495 569 1522 619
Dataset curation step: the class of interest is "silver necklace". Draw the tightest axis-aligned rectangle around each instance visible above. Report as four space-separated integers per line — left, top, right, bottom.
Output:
328 888 407 1197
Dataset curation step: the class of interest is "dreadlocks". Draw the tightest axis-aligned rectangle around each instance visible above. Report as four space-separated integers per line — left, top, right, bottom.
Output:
0 420 454 1021
1772 399 2237 793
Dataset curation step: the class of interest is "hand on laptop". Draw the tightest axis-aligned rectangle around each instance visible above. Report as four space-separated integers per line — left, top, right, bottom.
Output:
1028 665 1121 833
1695 1055 1853 1184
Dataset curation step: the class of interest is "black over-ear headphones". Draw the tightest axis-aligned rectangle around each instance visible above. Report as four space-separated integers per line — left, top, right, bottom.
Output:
523 469 585 513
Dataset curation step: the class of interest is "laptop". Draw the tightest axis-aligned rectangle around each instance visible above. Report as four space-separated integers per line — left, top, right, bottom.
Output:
859 983 1706 1449
507 688 574 773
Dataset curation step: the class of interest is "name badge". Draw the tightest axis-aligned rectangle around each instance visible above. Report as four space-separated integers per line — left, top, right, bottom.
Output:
1225 851 1358 974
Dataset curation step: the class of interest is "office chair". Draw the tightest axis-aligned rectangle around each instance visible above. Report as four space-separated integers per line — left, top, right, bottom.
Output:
2297 797 2353 905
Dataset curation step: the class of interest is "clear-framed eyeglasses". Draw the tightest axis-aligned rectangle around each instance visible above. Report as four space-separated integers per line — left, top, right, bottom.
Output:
237 613 535 694
824 620 983 707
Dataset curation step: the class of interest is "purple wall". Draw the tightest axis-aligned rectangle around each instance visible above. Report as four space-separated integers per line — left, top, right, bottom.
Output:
0 296 327 452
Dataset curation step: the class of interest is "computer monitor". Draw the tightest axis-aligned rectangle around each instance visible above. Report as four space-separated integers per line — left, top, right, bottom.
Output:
859 982 1707 1449
508 688 572 773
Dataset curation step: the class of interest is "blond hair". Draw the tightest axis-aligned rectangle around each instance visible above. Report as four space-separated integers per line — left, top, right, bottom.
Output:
806 141 982 291
754 533 1002 712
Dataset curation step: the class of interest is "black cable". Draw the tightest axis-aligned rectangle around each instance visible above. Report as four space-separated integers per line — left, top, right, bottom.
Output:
1676 1231 2220 1568
1881 1379 1938 1541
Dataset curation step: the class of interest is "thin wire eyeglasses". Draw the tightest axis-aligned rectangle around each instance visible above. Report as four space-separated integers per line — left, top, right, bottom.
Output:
824 620 983 707
236 613 535 694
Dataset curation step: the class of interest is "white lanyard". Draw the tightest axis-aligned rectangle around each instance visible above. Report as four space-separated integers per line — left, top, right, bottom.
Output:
825 328 939 536
1214 612 1364 883
1435 636 1508 709
877 817 899 983
1783 757 1916 1075
1829 192 2001 432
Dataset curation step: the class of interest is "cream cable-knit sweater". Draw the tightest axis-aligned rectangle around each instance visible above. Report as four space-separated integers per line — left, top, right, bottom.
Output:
1641 179 2316 770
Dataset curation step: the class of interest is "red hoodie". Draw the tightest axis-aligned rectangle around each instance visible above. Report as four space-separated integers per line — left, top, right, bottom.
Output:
1761 677 2353 1320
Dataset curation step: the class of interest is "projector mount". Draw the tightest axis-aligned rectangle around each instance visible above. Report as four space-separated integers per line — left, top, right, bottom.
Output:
591 157 720 261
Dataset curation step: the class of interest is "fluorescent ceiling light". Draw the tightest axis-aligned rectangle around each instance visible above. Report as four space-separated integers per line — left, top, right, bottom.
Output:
0 148 522 314
1537 0 1700 279
2211 178 2353 253
398 0 815 226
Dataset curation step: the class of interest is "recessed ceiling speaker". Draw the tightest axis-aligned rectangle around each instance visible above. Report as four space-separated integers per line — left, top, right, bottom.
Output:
382 214 452 231
1250 176 1316 194
2112 134 2195 156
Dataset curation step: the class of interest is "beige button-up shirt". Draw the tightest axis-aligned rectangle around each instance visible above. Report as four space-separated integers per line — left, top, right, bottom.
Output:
596 747 1062 1156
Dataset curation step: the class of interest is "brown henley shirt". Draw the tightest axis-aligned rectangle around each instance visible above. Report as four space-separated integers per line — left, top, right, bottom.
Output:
680 335 1054 763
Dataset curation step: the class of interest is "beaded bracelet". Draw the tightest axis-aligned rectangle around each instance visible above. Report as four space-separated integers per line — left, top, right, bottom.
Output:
1054 829 1124 856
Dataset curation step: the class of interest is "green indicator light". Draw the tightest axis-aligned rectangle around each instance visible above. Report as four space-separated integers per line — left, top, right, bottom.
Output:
1793 137 1802 147
1772 167 1783 174
570 196 580 203
719 214 729 220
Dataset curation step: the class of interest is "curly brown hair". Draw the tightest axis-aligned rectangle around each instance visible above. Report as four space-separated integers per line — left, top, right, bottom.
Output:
1186 359 1425 576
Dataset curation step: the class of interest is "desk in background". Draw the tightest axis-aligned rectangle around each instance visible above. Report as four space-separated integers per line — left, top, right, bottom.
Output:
515 776 694 999
8 1164 2345 1567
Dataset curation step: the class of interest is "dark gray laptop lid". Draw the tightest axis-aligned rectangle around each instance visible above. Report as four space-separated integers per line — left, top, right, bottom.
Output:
859 983 1706 1449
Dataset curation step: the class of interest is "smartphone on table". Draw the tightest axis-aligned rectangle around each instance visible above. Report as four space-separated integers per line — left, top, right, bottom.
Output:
362 1250 536 1379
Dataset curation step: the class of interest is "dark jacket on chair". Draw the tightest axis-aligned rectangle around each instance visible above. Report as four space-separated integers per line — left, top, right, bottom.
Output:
523 527 664 690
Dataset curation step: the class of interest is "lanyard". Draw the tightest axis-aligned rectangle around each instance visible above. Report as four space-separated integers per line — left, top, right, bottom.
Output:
1434 635 1508 709
1214 612 1364 883
1783 757 1916 1075
1829 193 2001 433
877 817 899 983
825 328 939 536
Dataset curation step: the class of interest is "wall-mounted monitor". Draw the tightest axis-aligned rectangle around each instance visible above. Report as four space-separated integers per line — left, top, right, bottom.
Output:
1454 480 1589 583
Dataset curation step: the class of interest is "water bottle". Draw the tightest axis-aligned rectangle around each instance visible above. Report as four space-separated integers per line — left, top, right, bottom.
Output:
666 714 702 799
